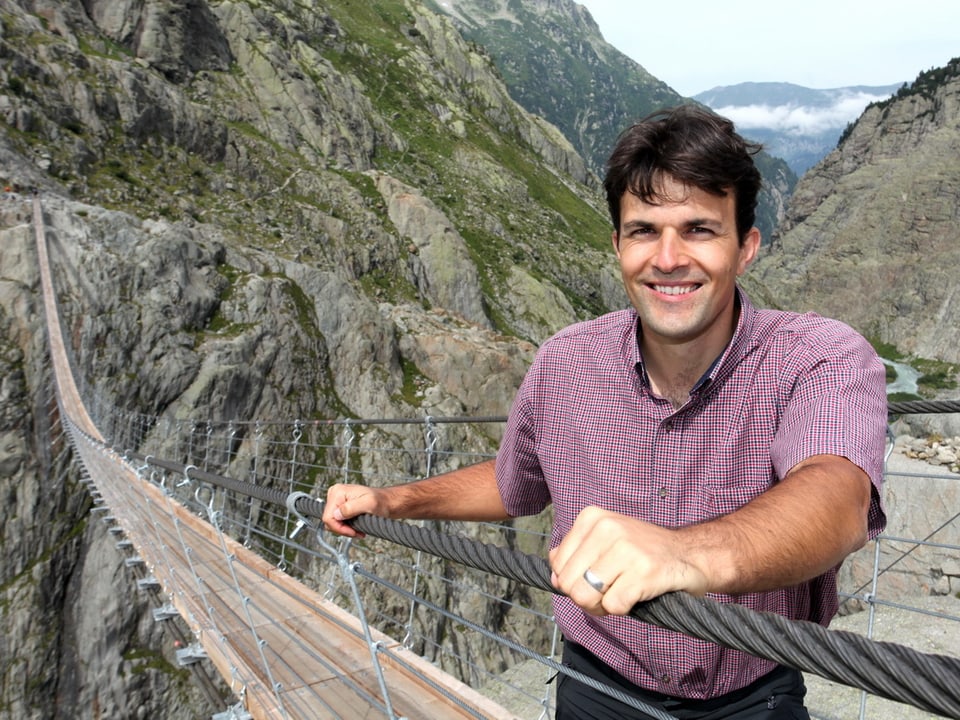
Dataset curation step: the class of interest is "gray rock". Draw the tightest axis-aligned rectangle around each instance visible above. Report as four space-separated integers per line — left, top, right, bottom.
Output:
751 64 960 365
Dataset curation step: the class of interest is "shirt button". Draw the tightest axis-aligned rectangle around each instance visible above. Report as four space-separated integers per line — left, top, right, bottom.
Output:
662 421 673 431
661 674 671 685
658 487 669 499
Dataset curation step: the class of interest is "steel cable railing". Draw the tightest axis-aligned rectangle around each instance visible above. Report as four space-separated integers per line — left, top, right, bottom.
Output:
888 399 960 415
115 446 960 719
346 515 960 719
33 192 959 718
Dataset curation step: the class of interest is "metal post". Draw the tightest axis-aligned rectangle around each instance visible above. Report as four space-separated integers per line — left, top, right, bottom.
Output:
202 484 289 719
858 427 897 720
278 421 302 572
314 523 403 720
325 422 356 599
402 417 438 649
537 623 561 720
241 421 264 549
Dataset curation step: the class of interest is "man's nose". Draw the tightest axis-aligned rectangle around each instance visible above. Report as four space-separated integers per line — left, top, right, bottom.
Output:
652 229 686 272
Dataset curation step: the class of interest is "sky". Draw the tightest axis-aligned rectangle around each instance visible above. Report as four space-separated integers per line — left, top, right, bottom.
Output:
577 0 960 98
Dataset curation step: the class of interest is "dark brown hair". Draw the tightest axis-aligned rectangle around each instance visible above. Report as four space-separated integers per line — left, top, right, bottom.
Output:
603 105 762 243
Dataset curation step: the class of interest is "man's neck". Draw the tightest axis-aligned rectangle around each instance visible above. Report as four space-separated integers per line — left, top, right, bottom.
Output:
639 302 741 409
644 346 712 409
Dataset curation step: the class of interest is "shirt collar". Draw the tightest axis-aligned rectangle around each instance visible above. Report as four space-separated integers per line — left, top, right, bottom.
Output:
632 287 756 397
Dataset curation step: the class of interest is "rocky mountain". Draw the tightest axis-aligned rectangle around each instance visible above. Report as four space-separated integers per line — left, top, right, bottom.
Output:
694 82 903 175
0 0 619 715
423 0 796 242
751 59 960 368
424 0 679 173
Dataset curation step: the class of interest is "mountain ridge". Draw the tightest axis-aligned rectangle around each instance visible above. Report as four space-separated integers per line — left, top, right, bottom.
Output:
695 81 903 174
424 0 795 241
751 58 960 370
696 81 903 107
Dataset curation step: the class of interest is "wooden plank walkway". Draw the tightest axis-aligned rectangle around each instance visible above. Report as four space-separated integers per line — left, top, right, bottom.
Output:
33 195 519 720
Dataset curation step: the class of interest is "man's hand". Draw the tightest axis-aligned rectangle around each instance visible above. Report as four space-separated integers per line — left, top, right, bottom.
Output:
550 455 873 616
549 506 709 616
321 459 510 538
322 483 389 538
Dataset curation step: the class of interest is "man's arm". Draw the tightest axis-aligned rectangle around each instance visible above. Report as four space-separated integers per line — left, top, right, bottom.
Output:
322 458 509 538
550 454 872 616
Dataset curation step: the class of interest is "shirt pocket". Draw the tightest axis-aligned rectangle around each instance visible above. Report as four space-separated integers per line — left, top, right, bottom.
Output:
697 465 775 521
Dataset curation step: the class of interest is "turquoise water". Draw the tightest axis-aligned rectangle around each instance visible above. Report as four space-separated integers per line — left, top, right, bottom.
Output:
885 360 921 395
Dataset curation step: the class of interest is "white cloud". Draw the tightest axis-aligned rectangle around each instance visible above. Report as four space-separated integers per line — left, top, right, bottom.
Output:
711 92 893 135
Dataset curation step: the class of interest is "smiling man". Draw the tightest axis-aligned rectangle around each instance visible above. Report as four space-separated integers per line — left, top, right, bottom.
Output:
324 105 888 719
613 175 758 408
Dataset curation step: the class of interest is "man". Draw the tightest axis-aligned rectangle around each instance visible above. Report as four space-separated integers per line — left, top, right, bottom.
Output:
323 105 888 719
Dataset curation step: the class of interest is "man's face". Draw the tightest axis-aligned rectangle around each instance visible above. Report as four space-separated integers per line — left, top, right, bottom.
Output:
612 176 759 353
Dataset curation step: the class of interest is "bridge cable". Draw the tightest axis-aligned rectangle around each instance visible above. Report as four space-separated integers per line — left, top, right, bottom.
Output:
123 450 960 719
888 398 960 415
348 514 960 719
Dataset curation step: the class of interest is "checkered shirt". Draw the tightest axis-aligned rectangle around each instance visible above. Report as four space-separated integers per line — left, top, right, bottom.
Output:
496 289 888 700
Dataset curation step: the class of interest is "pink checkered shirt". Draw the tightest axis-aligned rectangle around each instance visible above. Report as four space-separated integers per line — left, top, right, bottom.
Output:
496 289 888 700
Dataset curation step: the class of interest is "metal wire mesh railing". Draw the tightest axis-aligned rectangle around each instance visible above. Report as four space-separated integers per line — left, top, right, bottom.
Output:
97 406 562 717
73 395 960 719
827 459 960 720
33 190 960 719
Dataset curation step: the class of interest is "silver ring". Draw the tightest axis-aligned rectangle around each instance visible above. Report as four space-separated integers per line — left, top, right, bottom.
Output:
583 567 606 593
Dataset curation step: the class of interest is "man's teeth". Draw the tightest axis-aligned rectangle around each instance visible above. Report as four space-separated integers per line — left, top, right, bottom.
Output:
654 285 696 295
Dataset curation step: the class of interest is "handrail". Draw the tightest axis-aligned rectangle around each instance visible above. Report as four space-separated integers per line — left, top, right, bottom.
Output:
119 448 960 719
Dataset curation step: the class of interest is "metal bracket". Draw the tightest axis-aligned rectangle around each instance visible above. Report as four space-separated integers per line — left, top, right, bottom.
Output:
285 491 322 541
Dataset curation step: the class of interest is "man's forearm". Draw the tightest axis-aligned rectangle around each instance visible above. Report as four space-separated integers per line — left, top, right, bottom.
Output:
323 459 509 537
382 458 510 521
551 454 874 615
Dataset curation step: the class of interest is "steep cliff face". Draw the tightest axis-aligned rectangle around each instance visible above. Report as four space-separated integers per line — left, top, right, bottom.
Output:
2 0 616 336
751 59 960 363
0 0 620 714
0 0 627 414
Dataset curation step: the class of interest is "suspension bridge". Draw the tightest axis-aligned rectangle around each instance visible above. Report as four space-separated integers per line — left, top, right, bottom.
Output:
28 191 960 720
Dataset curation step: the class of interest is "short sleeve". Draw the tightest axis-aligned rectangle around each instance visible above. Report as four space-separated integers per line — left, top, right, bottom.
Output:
770 321 888 538
496 357 552 517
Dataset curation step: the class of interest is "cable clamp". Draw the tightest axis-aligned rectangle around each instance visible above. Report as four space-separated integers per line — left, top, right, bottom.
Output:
178 464 197 487
286 491 321 540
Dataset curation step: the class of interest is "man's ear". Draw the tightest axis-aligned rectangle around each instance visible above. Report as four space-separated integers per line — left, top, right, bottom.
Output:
737 227 761 275
611 230 620 258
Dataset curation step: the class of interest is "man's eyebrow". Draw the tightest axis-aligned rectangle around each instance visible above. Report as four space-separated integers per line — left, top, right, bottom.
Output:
621 217 723 231
685 217 723 228
621 219 654 232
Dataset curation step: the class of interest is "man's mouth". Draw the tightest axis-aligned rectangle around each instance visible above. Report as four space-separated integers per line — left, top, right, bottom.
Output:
651 284 700 296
